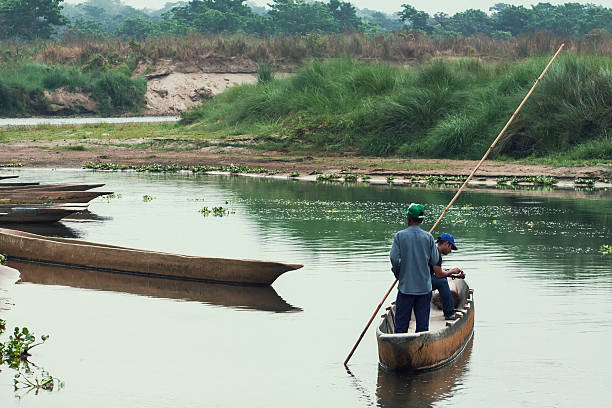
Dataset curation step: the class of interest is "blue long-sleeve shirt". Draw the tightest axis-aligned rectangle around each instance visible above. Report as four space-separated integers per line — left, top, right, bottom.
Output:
390 225 440 295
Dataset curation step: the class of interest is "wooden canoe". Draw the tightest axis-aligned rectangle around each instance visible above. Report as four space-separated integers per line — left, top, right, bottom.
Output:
4 260 301 313
0 175 19 180
0 228 303 286
0 205 88 223
0 190 113 204
0 182 40 187
376 279 474 371
0 183 105 192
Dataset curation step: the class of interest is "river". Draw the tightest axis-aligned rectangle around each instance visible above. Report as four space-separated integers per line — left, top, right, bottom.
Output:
0 117 180 127
0 168 610 407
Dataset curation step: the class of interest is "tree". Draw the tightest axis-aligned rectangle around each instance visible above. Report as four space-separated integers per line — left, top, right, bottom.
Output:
0 0 67 39
490 3 530 36
328 0 361 32
447 9 493 36
268 0 337 34
399 4 431 33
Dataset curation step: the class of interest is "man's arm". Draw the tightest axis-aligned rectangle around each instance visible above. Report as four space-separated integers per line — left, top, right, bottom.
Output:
432 265 465 279
390 234 401 279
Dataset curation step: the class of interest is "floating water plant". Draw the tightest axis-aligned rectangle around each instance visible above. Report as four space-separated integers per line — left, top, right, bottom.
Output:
574 178 595 186
343 174 358 182
361 174 371 180
601 245 612 255
289 172 300 177
142 195 155 202
0 319 62 394
316 173 341 182
102 193 121 200
199 206 235 217
0 254 6 265
496 176 558 186
0 163 23 168
386 175 394 183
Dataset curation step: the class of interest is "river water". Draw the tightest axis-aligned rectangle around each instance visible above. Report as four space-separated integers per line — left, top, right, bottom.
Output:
0 117 180 127
0 168 610 407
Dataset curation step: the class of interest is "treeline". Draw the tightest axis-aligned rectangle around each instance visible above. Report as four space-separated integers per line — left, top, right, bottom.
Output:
0 0 610 41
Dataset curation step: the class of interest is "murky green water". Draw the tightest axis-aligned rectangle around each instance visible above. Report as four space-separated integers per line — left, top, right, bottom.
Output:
0 169 610 407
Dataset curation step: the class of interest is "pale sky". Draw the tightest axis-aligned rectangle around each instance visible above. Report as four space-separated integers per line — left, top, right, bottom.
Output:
64 0 612 15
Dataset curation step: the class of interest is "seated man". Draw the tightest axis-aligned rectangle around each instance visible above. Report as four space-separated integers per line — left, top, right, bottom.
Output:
430 233 465 320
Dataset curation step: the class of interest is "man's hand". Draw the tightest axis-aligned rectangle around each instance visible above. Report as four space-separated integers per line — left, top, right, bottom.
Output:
448 267 465 279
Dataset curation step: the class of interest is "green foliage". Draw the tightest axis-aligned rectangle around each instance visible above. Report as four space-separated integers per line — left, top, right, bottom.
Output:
0 62 146 116
601 244 612 255
0 253 6 265
256 62 274 84
0 0 67 40
180 56 611 161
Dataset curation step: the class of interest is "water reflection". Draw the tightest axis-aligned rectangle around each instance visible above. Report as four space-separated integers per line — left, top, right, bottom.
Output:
376 338 473 408
1 223 81 238
7 260 300 313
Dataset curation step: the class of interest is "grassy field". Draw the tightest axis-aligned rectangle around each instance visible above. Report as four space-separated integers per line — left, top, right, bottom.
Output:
181 55 612 162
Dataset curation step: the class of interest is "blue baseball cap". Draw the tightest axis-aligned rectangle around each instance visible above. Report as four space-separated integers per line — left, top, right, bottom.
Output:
438 233 458 250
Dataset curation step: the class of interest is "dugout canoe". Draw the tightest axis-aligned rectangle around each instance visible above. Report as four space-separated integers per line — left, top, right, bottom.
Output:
5 260 301 313
0 175 18 180
0 190 113 204
0 182 40 187
0 204 88 223
376 279 474 371
0 183 105 192
0 228 304 286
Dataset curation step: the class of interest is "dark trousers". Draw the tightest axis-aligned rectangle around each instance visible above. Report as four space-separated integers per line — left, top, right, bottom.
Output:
395 291 432 333
431 275 455 318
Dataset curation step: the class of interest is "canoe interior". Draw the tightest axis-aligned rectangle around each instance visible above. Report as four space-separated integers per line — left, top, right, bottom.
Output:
376 279 474 372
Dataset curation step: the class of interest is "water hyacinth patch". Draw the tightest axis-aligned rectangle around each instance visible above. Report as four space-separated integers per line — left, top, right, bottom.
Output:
601 245 612 255
142 195 155 202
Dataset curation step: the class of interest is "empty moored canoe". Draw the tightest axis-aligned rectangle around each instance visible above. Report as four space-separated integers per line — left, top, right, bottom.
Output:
0 175 19 180
0 205 88 223
0 228 303 286
0 183 105 192
0 190 113 204
4 260 301 313
376 279 474 371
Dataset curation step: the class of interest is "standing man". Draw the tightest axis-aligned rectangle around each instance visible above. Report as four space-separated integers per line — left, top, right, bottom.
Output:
431 233 465 320
390 203 440 333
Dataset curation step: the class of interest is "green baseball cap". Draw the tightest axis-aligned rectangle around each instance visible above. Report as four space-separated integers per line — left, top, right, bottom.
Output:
403 203 425 219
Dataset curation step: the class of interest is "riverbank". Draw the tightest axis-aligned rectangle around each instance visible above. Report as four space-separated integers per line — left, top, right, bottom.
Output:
0 133 609 182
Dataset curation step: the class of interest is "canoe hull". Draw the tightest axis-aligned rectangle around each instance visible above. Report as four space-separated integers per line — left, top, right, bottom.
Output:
0 207 86 223
376 280 474 371
0 190 112 204
0 183 105 192
0 228 303 286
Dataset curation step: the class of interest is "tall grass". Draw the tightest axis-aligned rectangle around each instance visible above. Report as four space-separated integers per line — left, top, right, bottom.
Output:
24 30 612 69
182 55 612 160
0 62 146 116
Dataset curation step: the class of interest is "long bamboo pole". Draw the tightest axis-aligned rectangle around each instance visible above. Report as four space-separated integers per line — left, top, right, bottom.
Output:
344 43 565 367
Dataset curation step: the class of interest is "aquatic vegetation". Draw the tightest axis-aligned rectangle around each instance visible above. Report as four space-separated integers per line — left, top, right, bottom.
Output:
574 178 595 185
102 193 122 200
425 175 467 184
199 206 235 217
289 172 300 177
600 245 612 255
496 176 558 185
0 254 6 265
84 162 276 175
343 174 358 182
361 174 371 180
316 173 342 182
0 163 23 167
0 319 62 394
142 195 155 202
386 175 394 183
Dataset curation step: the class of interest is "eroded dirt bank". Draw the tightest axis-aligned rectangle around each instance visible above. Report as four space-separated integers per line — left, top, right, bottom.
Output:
0 139 609 180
